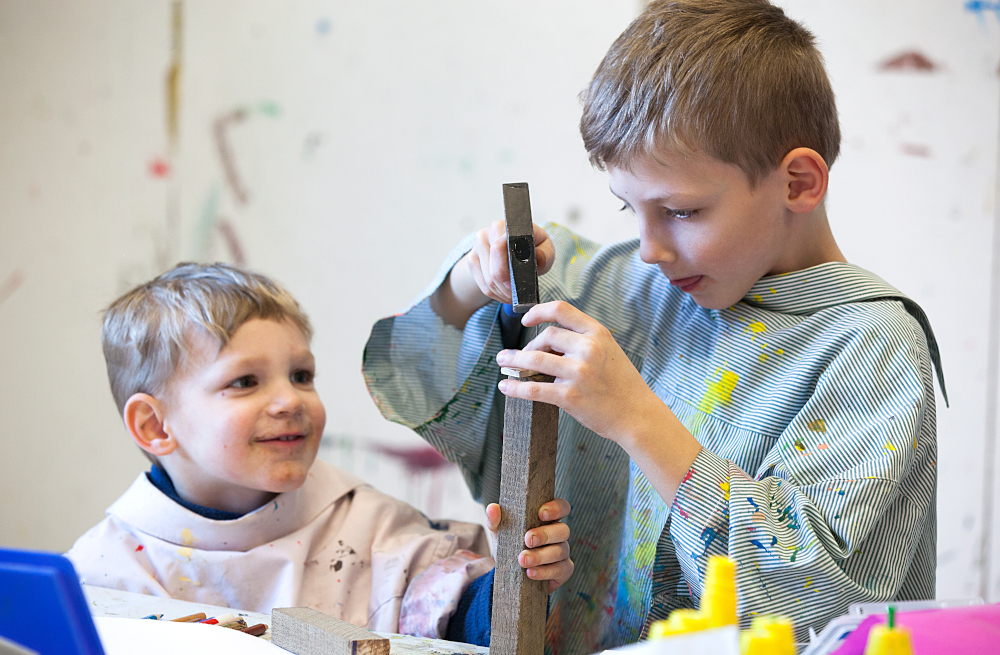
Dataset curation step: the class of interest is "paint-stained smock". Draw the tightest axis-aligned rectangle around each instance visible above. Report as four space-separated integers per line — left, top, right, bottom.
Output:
66 459 492 633
362 225 945 652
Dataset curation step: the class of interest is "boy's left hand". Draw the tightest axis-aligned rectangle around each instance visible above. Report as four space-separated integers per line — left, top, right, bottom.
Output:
495 300 664 444
486 499 574 593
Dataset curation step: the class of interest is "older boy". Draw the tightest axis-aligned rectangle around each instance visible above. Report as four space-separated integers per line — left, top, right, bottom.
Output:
363 0 945 651
67 263 573 643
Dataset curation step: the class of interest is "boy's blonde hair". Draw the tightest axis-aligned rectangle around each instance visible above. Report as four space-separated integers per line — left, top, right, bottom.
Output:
102 263 312 415
580 0 840 186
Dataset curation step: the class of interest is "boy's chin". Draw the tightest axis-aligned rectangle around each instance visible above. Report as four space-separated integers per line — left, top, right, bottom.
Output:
259 461 315 494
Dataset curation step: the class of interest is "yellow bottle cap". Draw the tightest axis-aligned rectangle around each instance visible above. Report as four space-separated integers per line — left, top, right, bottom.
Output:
648 609 709 640
701 556 738 627
864 624 913 655
741 616 795 655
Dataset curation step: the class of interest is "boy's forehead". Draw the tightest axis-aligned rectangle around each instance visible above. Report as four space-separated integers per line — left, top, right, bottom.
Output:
608 150 736 199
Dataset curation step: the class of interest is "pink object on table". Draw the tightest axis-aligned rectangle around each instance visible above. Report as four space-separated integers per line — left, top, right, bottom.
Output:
831 603 1000 655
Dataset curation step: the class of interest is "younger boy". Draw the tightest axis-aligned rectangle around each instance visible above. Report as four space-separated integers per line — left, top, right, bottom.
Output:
363 0 945 651
67 263 574 643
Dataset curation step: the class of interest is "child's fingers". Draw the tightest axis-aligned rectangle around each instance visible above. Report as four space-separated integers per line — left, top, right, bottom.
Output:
524 559 575 590
524 520 570 549
522 300 603 334
497 345 576 382
485 503 502 534
519 542 570 570
538 498 571 522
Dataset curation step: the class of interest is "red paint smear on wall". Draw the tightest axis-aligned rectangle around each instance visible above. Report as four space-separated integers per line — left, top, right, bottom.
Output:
0 269 25 305
148 157 172 178
879 51 939 72
901 143 931 158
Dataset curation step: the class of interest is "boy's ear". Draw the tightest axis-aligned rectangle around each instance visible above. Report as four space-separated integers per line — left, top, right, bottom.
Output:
123 393 177 457
780 147 829 214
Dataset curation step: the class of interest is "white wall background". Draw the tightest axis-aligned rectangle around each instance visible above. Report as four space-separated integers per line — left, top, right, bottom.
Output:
1 0 999 603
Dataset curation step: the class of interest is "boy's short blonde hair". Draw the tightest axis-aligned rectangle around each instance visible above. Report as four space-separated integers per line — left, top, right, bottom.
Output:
580 0 840 186
102 263 312 415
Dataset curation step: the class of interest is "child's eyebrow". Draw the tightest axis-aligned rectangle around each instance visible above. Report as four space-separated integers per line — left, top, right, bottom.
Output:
608 183 702 206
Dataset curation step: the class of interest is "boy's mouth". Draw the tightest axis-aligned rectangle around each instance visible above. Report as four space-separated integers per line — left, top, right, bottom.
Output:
258 433 306 443
669 275 703 292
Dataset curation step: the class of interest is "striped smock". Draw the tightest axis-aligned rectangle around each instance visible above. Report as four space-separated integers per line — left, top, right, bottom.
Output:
363 225 945 653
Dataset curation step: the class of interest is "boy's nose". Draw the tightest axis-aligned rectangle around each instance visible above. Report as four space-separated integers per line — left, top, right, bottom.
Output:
268 382 304 416
637 217 676 265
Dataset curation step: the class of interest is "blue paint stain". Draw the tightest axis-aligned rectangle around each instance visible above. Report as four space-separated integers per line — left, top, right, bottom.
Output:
577 591 597 612
700 527 718 556
273 501 279 511
747 498 760 511
315 17 332 35
751 539 771 554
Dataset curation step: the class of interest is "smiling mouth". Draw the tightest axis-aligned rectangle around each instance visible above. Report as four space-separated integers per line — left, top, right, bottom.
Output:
258 434 306 443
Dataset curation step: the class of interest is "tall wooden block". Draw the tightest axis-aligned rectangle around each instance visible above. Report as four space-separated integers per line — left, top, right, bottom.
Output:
271 607 389 655
491 370 558 655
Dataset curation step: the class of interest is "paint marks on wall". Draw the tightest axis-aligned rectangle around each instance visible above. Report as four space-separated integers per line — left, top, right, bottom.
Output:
901 143 932 158
966 1 1000 24
216 219 247 265
302 131 324 161
315 17 332 37
878 51 940 73
148 156 172 178
213 108 251 205
166 1 183 150
0 269 26 305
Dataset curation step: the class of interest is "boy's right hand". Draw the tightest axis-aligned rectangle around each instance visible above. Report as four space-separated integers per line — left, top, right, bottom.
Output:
430 220 555 330
465 220 554 305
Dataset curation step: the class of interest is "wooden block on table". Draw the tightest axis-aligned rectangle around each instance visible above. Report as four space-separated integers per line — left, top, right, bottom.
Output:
271 607 389 655
491 371 559 655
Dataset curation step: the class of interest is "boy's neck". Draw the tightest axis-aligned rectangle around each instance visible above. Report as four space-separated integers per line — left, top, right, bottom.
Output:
768 204 846 276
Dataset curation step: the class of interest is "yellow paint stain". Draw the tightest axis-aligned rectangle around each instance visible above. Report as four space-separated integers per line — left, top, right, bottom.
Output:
794 438 806 452
759 353 769 362
745 321 766 339
720 481 730 501
807 419 826 433
775 348 784 355
178 576 201 587
177 547 192 559
884 443 896 452
697 369 739 414
805 577 812 587
569 235 589 265
769 287 777 294
753 294 763 302
181 528 196 546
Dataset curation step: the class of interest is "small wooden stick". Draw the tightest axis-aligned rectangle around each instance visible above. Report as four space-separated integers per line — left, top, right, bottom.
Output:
271 607 388 655
169 612 206 622
490 368 558 655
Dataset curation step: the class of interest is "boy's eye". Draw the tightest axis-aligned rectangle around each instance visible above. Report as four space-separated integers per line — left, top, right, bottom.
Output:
229 375 257 389
291 370 315 385
665 208 696 220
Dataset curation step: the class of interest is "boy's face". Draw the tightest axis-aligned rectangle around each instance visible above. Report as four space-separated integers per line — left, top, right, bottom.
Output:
608 150 794 310
158 318 326 514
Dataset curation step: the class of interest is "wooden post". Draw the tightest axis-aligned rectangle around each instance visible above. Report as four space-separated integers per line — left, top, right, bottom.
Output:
490 368 559 655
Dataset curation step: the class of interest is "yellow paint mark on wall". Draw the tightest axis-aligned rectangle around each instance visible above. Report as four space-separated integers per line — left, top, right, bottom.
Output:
807 419 826 433
698 369 739 414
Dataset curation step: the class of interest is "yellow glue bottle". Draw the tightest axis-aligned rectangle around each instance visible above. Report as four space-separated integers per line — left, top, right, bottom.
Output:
864 607 913 655
648 556 737 640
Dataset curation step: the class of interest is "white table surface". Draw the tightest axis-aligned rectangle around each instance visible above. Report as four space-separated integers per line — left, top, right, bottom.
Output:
83 584 490 655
